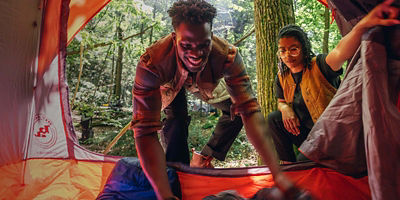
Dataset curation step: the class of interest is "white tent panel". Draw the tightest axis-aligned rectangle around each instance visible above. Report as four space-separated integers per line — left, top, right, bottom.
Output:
28 55 69 159
0 0 42 166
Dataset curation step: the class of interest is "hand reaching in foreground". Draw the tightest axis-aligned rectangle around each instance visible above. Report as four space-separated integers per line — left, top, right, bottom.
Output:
357 0 400 30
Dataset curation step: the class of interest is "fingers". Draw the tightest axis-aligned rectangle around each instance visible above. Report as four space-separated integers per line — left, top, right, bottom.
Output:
382 0 395 6
283 118 300 136
293 118 301 136
379 0 400 19
283 120 293 134
289 119 300 136
382 3 400 19
287 119 296 134
380 19 400 26
363 1 400 29
281 108 300 135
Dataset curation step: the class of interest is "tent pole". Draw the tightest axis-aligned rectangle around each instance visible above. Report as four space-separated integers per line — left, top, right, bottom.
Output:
103 121 131 155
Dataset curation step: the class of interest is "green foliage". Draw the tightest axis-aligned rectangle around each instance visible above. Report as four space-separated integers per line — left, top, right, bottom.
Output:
295 0 341 54
201 114 218 129
75 102 95 119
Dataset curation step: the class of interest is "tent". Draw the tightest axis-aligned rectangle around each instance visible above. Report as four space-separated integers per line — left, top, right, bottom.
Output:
0 0 397 199
299 0 400 199
0 0 117 199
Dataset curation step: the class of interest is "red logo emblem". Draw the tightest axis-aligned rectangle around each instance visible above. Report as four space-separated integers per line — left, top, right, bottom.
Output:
33 114 57 149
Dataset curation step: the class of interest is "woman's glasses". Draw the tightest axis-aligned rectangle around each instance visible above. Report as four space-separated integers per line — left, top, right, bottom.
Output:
277 47 300 58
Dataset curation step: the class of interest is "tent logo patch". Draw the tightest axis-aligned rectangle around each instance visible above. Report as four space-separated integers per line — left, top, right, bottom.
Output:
33 114 57 148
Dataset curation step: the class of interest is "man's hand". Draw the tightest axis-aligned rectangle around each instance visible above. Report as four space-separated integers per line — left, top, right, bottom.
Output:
278 102 300 136
135 133 176 200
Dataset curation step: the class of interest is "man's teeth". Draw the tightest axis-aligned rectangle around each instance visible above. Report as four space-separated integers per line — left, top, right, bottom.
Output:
189 57 202 65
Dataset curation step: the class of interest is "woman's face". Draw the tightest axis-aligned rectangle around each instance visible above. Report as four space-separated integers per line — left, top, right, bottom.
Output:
278 36 305 73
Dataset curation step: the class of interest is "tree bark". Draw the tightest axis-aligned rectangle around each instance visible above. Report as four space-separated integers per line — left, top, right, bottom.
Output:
322 7 330 54
140 22 145 44
114 25 123 102
254 0 295 117
149 2 156 46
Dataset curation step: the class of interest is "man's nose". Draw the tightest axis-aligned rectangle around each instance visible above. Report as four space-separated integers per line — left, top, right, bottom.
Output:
189 48 204 57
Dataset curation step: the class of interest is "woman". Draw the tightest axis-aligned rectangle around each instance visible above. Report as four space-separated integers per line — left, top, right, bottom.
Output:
269 0 400 163
268 24 342 163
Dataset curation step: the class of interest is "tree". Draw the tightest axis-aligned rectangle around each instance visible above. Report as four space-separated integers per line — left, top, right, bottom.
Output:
114 24 124 102
254 0 295 117
322 7 330 54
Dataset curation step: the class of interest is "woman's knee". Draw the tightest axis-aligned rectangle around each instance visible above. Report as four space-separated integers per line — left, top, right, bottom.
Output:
267 111 282 126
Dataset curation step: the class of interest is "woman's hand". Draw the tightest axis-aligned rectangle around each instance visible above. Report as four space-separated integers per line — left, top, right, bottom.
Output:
357 0 400 31
279 102 300 136
326 0 400 71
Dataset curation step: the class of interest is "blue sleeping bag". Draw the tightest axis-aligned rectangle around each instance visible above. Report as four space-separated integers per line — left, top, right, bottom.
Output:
97 157 182 200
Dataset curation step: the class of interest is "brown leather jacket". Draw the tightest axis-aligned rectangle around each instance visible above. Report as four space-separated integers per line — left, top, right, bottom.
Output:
132 34 260 137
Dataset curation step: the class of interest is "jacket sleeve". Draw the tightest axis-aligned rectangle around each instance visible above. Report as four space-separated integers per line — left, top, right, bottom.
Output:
223 47 261 119
131 53 162 137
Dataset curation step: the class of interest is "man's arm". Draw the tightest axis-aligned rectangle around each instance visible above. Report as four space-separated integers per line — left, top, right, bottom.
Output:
241 111 294 193
326 0 400 71
132 54 177 200
223 48 295 194
135 133 177 200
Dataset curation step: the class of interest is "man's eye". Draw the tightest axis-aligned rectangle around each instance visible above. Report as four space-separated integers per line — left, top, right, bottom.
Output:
181 44 191 49
198 43 210 49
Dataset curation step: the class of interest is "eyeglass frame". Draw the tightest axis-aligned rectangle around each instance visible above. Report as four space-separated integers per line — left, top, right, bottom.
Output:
276 47 301 58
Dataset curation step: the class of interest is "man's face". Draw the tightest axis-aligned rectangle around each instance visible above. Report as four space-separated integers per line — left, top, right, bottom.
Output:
172 22 212 73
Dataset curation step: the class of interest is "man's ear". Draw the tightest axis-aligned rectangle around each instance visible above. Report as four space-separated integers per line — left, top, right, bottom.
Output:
172 32 176 43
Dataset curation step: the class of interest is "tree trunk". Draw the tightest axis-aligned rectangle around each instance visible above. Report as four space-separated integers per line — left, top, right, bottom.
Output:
107 46 115 105
322 7 330 54
149 3 156 46
114 25 124 102
140 22 144 44
254 0 295 117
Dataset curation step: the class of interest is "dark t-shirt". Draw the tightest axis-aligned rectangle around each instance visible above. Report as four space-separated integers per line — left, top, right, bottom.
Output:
274 54 343 129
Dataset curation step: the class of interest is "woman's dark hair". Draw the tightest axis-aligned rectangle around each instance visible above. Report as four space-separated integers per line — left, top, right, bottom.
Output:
277 24 315 76
168 0 217 29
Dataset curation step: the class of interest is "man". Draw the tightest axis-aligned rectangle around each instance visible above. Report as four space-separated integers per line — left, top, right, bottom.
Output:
132 0 298 199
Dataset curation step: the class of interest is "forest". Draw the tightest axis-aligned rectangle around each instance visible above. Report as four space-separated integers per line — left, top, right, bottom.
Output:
66 0 342 167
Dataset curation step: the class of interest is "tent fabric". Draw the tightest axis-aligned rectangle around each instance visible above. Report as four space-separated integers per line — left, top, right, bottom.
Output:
0 159 116 199
96 159 370 200
0 158 371 200
0 0 393 199
300 1 400 199
0 0 117 199
68 0 111 44
0 0 113 166
177 167 370 200
0 0 43 167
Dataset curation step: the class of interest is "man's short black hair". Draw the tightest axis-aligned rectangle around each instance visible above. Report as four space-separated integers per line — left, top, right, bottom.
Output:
168 0 217 29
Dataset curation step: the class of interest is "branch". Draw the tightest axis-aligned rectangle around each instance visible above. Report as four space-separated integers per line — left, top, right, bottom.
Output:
67 24 155 56
233 28 255 46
